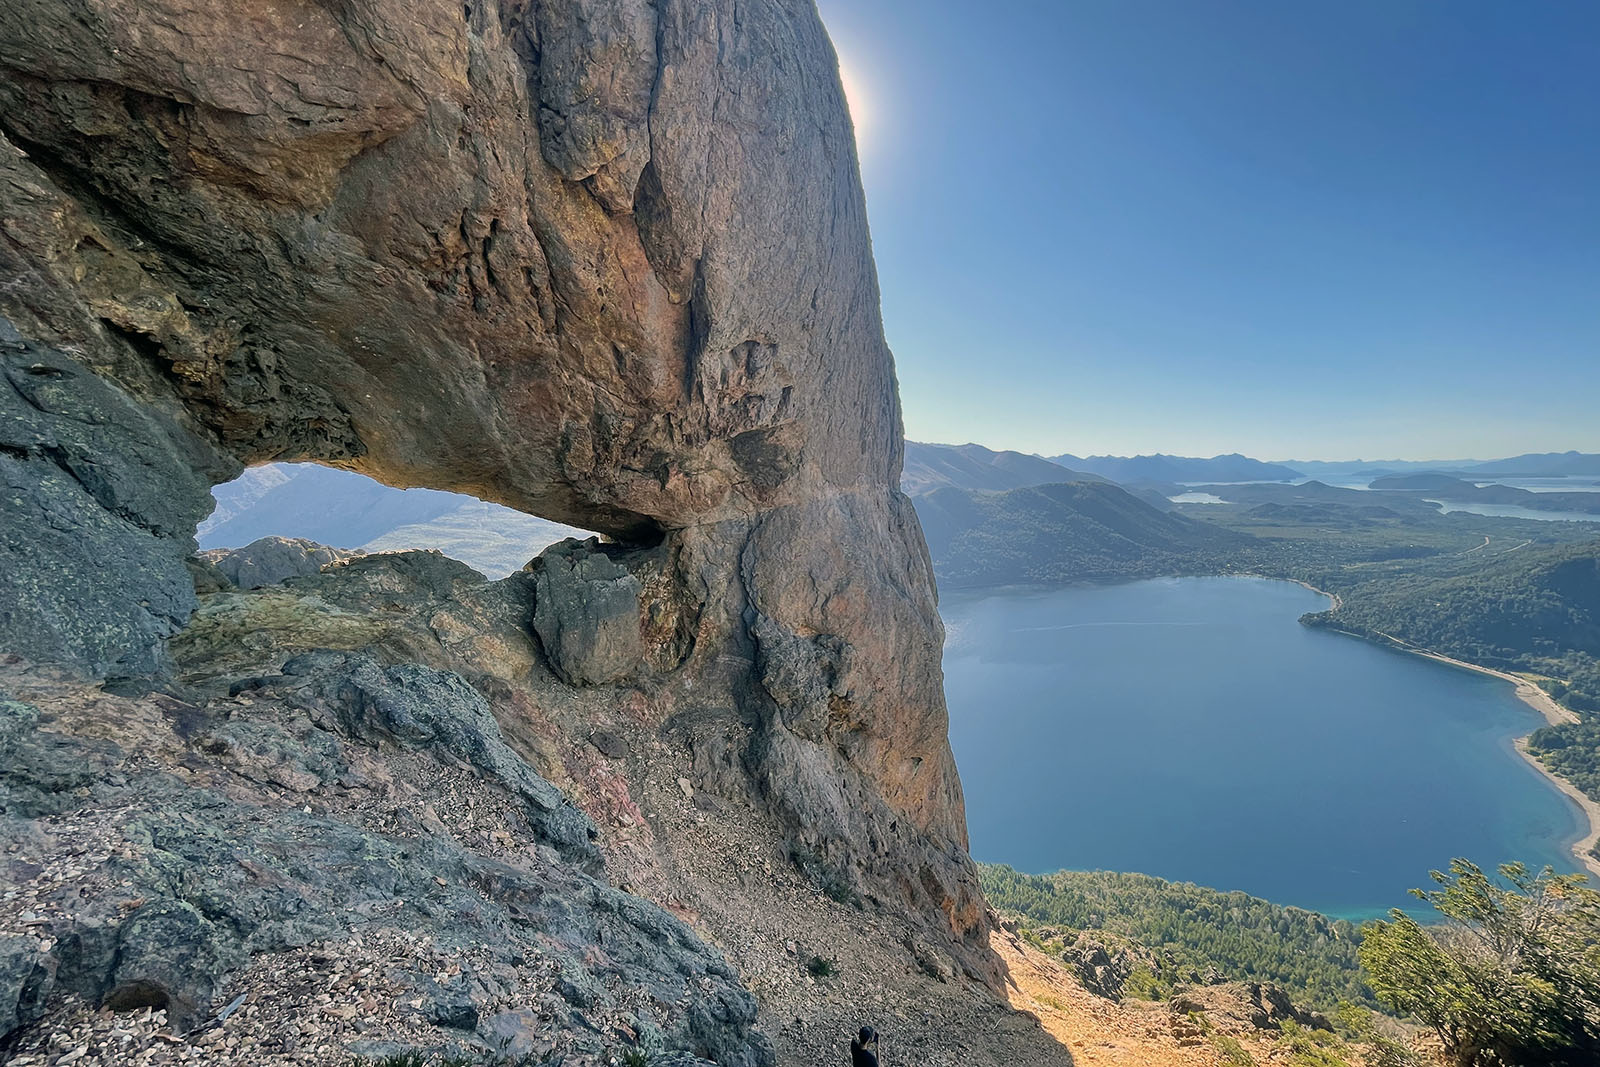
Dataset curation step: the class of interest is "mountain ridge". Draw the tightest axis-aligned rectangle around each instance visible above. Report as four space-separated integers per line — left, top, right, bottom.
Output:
1050 452 1303 484
903 441 1108 494
912 480 1243 588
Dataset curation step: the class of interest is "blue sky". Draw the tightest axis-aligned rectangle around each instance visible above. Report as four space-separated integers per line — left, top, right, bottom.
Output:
815 0 1600 461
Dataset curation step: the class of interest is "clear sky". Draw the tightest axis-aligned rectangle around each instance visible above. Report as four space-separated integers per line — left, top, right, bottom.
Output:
815 0 1600 462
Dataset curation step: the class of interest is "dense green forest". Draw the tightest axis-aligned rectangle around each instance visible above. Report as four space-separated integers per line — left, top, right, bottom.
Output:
979 865 1371 1010
1298 543 1600 705
1527 720 1600 806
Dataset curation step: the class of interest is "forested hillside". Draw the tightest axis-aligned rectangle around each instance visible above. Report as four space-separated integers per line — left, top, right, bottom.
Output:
911 481 1243 587
901 441 1105 493
1303 543 1600 713
980 866 1370 1010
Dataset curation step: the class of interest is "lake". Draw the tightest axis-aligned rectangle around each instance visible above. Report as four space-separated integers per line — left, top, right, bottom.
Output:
1426 499 1600 525
941 576 1586 919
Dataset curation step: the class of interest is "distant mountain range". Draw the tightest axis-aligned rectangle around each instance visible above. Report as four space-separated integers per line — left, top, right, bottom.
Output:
1285 452 1600 480
1466 451 1600 477
199 448 1600 586
1047 452 1302 484
200 464 588 577
901 442 1106 494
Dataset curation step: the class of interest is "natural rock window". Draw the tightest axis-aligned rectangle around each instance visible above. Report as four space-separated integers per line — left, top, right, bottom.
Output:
200 463 594 582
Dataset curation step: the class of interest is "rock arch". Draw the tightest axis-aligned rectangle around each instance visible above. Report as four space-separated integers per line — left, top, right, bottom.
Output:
0 0 987 963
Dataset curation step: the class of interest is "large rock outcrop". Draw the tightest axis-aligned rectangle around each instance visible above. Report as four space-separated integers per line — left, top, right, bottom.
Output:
0 0 985 997
0 655 773 1065
199 536 362 590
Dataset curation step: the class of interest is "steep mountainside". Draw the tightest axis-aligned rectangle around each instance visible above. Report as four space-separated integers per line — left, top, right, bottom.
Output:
913 481 1243 587
903 441 1106 493
0 1 1066 1063
1050 453 1302 484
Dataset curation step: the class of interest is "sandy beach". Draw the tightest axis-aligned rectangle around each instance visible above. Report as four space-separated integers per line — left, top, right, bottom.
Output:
1359 627 1600 881
1394 647 1600 881
1287 578 1600 882
1512 737 1600 881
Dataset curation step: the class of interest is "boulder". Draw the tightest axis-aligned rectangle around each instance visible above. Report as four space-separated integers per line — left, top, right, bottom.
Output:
0 935 55 1045
528 538 644 687
1171 981 1334 1034
199 536 360 590
1065 934 1137 1001
0 327 231 675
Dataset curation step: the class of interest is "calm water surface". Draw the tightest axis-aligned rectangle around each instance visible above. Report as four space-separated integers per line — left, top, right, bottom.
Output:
1426 499 1600 524
941 577 1585 919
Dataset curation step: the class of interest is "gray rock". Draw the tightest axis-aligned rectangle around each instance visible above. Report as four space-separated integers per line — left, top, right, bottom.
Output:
0 332 232 675
279 651 601 866
103 900 248 1033
589 729 630 759
0 935 55 1045
199 536 359 590
1064 935 1136 1001
753 614 848 743
1171 981 1334 1034
529 538 644 687
0 674 775 1065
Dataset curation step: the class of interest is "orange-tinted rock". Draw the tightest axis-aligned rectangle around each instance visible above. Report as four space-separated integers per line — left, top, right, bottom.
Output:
0 0 988 966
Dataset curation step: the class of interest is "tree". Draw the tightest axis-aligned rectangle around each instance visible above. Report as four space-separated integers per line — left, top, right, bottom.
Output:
1359 859 1600 1067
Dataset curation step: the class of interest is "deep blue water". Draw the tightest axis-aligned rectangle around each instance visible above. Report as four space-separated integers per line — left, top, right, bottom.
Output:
941 577 1586 919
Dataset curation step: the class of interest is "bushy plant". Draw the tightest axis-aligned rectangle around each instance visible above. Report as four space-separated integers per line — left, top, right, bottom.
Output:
1360 859 1600 1067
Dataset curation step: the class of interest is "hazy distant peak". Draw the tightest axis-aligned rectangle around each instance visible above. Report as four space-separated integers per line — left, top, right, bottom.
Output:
902 441 1108 494
1468 451 1600 476
1045 452 1303 485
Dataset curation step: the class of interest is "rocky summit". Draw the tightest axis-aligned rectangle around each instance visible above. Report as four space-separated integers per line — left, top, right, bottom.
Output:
0 1 1059 1064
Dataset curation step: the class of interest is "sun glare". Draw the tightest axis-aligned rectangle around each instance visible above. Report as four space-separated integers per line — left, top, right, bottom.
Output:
837 58 873 151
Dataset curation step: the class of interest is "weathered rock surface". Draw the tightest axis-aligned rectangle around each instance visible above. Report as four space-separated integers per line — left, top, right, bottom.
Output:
0 324 233 676
0 0 982 963
1064 935 1137 1002
1170 982 1334 1035
0 657 772 1065
199 537 361 590
530 538 646 686
0 0 1016 1060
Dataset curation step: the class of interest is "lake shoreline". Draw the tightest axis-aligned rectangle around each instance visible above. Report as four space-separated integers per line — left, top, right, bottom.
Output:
947 573 1600 887
1304 601 1600 882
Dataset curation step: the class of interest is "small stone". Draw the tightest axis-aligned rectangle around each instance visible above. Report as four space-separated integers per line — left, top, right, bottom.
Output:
676 777 694 799
587 731 628 760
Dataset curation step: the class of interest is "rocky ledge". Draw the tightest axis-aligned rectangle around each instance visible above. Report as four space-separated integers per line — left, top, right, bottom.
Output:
0 648 770 1066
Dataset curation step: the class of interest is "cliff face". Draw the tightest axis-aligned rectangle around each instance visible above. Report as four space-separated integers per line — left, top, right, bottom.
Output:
0 0 984 1024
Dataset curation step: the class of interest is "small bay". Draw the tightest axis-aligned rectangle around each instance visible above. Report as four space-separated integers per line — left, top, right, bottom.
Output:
941 576 1586 919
